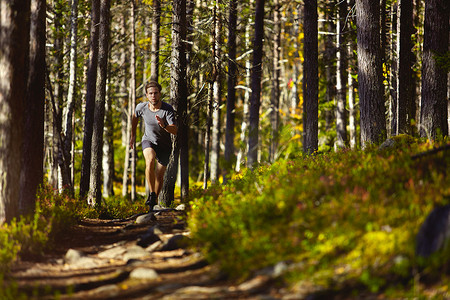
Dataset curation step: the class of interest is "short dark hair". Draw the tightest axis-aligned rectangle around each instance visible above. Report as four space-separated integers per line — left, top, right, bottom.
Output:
145 80 162 93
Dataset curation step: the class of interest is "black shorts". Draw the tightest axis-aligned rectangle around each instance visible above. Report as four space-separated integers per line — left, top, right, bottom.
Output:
141 140 172 167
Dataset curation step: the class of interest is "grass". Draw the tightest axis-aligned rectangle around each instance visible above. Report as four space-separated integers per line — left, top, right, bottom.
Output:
187 137 450 298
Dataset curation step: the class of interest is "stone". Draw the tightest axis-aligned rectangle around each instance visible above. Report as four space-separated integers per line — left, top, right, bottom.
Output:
98 246 127 259
175 204 186 211
416 204 450 257
65 249 84 264
160 234 191 251
146 240 163 252
129 267 159 280
137 226 162 248
136 213 157 225
123 245 151 261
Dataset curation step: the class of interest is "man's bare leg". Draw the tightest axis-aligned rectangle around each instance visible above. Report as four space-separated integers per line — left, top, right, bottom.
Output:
143 148 157 193
155 162 167 199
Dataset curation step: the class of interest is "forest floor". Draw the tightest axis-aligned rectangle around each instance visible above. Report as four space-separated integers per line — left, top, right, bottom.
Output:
9 209 310 300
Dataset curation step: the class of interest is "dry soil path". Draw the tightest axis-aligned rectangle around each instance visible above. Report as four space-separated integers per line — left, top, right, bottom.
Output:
9 208 291 300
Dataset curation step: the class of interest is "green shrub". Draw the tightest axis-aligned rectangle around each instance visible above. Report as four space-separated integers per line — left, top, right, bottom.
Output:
188 140 450 296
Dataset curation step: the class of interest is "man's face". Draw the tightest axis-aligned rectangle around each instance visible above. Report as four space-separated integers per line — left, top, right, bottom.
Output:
146 86 161 105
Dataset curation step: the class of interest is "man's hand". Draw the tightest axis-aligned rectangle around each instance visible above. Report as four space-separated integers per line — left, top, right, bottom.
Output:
155 115 165 128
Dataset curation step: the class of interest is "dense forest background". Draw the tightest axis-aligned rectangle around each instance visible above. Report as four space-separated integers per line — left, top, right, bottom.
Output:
0 0 449 223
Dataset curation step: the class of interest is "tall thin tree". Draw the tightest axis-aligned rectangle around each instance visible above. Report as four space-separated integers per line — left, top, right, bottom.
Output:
88 0 111 206
269 0 281 162
247 0 265 168
395 0 414 135
335 0 348 149
160 0 187 205
62 0 79 193
80 0 101 199
224 0 237 182
303 0 318 154
150 0 161 81
211 0 222 183
235 0 253 172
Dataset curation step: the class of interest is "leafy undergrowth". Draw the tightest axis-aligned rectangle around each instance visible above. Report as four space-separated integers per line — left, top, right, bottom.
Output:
188 137 450 298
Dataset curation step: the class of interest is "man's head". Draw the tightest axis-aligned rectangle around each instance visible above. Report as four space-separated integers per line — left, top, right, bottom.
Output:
145 81 162 93
145 81 162 105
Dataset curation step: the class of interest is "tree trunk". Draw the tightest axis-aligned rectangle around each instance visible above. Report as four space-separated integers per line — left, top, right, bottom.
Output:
389 4 398 136
235 0 253 172
52 2 68 190
291 4 301 116
211 1 221 183
20 0 45 216
203 83 213 189
335 0 348 149
224 0 237 182
150 0 160 81
88 0 111 206
396 0 414 135
348 23 357 149
269 0 281 162
247 0 265 168
122 99 132 197
0 0 30 223
129 0 137 202
103 81 114 197
62 0 79 194
303 0 318 154
160 0 187 206
420 0 449 139
348 0 357 149
120 11 129 147
356 0 386 147
323 2 335 134
80 0 100 199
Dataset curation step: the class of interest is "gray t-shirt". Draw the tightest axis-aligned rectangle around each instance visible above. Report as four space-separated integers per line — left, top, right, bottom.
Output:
135 101 176 150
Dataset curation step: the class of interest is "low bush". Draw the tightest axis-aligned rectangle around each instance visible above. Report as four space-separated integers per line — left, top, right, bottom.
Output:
188 138 450 297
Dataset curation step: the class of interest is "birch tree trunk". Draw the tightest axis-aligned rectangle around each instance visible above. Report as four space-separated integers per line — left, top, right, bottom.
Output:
52 2 68 190
269 0 281 162
235 0 253 172
150 0 160 81
203 83 213 189
103 82 114 197
62 0 78 193
211 1 221 183
130 0 137 201
348 0 357 149
335 0 348 149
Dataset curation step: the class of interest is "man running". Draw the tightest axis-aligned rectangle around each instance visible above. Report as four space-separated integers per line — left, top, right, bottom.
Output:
130 81 177 212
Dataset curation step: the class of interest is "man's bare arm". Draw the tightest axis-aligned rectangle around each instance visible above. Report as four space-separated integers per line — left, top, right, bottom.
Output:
129 114 139 149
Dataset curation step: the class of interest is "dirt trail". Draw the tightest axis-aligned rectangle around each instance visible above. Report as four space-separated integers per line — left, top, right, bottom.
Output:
9 210 283 299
